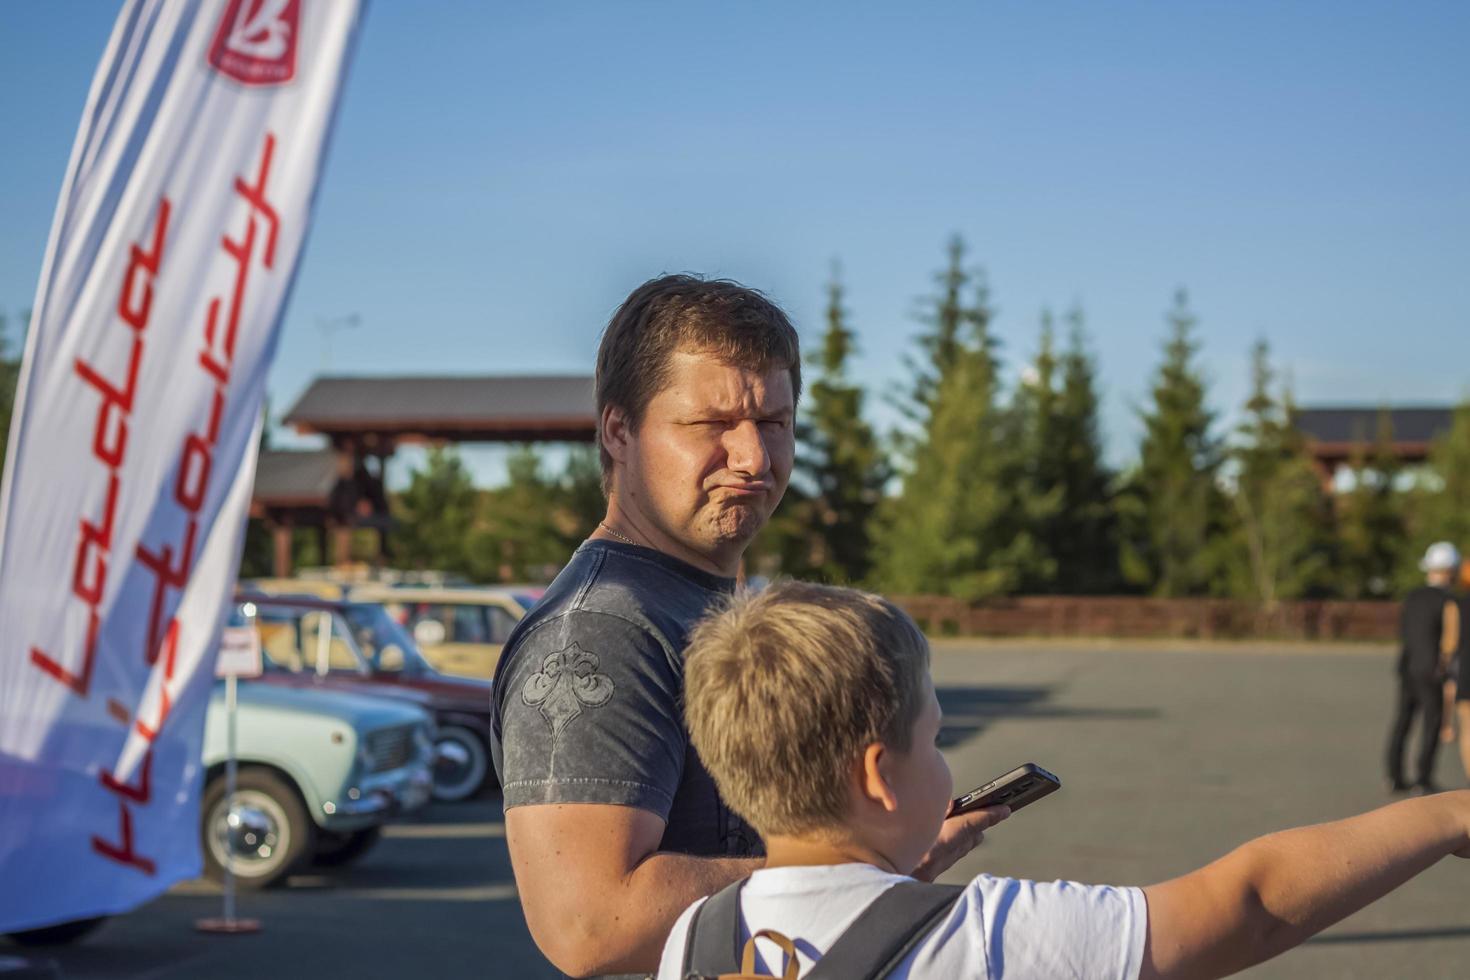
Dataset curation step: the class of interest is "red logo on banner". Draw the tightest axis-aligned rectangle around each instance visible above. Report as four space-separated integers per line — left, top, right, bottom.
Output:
208 0 299 86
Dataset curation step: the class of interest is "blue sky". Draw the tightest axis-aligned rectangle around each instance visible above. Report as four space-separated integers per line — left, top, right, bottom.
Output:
2 1 1467 486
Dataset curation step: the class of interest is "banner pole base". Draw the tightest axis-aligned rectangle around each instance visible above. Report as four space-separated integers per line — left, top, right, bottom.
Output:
193 917 262 934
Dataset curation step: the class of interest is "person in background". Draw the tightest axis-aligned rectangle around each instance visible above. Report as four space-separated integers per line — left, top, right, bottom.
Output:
1455 552 1470 784
1443 607 1462 750
1387 541 1461 795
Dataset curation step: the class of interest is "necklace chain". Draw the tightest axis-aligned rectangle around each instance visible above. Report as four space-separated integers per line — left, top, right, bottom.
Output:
598 521 639 547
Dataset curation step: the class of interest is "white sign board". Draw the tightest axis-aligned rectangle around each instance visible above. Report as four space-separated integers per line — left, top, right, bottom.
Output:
215 626 263 678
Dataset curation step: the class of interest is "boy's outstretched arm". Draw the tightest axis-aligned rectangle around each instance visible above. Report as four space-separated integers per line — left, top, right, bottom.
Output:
1141 790 1470 980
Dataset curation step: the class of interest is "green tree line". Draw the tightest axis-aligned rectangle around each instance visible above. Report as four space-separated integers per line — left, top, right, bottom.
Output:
756 237 1468 603
5 244 1468 603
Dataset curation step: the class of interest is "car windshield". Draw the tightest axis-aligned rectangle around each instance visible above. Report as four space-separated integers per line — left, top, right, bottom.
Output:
342 603 434 675
243 601 367 676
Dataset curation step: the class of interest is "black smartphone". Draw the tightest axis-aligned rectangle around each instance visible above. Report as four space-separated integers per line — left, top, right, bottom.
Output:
951 763 1060 816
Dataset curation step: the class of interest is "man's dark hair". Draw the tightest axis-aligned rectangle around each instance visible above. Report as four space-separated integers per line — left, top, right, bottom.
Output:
594 274 802 493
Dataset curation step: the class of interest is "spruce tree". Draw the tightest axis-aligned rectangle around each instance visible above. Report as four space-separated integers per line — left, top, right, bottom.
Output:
889 234 988 468
876 240 1023 599
393 446 482 579
793 269 889 583
902 235 979 418
1117 289 1227 596
1054 309 1119 592
1336 409 1404 599
1226 340 1334 605
1008 311 1066 592
479 446 574 582
1009 307 1119 594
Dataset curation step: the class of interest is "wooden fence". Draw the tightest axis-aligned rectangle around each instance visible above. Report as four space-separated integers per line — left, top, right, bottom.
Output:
892 595 1399 642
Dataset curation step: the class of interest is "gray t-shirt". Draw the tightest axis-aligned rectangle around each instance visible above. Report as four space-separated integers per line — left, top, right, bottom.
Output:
490 540 763 858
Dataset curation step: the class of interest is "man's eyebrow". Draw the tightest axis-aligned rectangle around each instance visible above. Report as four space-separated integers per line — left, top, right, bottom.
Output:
684 404 793 420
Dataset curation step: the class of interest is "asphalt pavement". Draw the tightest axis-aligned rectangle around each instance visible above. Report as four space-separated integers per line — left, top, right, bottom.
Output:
7 639 1469 979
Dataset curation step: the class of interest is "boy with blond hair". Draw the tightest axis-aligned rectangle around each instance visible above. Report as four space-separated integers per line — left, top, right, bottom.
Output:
663 581 1470 979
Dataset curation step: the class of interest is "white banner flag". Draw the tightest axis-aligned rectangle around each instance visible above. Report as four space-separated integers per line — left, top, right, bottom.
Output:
0 0 362 931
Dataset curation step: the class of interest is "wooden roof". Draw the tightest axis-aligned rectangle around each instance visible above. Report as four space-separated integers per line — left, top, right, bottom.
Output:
252 449 339 507
1294 406 1453 464
283 375 597 442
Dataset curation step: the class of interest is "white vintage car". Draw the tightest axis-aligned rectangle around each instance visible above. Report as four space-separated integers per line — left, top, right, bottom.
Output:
198 679 435 889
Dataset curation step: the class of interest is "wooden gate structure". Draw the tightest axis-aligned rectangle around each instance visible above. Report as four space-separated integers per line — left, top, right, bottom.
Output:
251 375 596 575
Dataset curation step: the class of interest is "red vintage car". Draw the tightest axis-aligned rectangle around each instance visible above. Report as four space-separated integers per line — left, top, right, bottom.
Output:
236 591 495 802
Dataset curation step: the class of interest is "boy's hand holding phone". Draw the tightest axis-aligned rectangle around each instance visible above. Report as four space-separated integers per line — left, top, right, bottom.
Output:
911 763 1061 881
910 803 1011 881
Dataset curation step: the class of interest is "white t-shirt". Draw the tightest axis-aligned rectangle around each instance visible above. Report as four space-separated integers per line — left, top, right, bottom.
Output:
657 863 1146 980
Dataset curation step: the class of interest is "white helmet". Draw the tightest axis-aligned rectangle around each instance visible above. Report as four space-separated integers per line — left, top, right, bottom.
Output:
1421 541 1462 572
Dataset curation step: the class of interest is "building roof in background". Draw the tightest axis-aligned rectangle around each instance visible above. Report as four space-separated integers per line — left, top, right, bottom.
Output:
1293 406 1452 448
253 449 339 505
283 375 597 442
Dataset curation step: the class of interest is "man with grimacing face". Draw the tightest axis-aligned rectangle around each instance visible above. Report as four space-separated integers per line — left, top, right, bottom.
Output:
606 345 794 571
489 275 1005 978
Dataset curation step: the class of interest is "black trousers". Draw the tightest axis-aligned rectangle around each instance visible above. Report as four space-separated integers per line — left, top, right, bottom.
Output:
1386 674 1444 788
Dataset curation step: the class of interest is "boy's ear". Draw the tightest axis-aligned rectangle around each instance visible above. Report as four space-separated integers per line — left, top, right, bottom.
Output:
859 742 900 813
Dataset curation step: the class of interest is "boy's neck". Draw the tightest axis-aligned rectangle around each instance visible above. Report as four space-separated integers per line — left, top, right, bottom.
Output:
762 833 903 876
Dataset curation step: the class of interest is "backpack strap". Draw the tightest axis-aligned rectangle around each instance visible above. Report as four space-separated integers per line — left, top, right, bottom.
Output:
682 877 749 978
740 930 801 980
682 877 962 980
806 881 964 980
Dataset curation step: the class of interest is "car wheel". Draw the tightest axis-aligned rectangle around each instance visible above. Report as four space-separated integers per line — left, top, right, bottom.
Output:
311 827 381 867
5 916 107 946
432 725 489 802
201 767 313 889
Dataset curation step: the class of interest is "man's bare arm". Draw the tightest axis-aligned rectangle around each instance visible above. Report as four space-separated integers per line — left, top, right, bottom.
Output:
1141 790 1470 980
506 803 760 977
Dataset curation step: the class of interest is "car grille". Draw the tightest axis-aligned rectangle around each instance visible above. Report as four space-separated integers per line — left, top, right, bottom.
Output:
364 725 414 773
